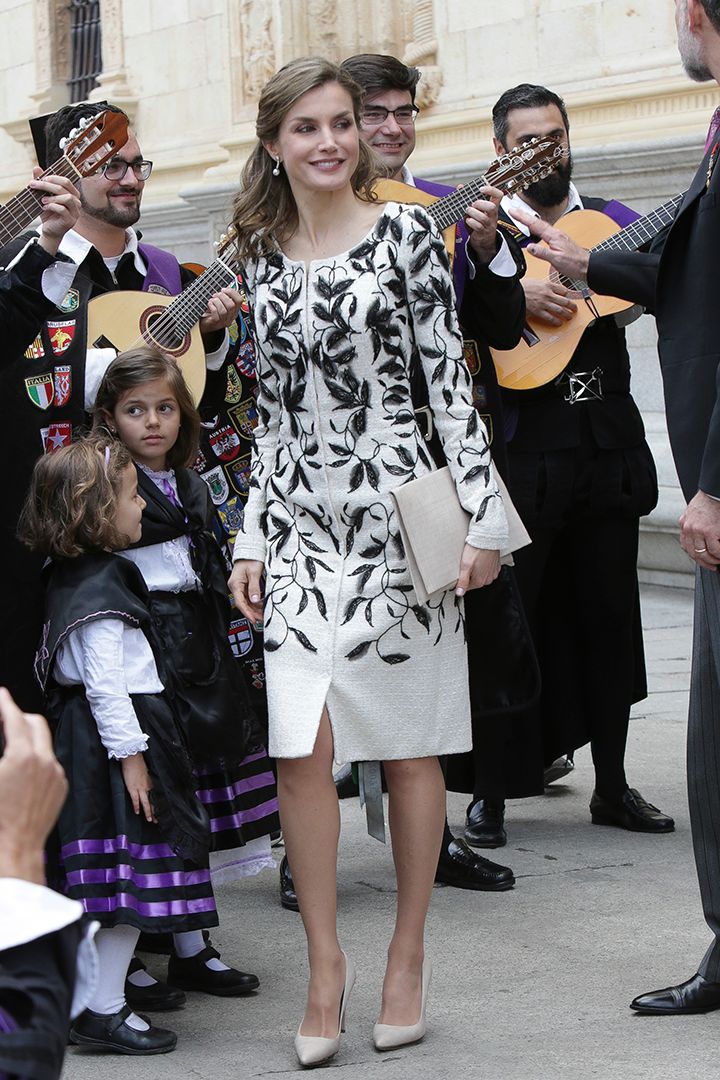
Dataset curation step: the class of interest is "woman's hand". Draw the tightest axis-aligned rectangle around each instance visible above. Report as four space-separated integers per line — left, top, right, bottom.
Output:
121 753 155 823
455 545 501 596
229 559 265 626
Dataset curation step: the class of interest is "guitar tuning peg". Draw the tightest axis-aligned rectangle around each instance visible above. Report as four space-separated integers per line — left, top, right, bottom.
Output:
78 116 90 129
59 136 69 150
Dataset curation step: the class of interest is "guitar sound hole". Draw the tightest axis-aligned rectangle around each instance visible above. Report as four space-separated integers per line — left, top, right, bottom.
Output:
140 306 191 356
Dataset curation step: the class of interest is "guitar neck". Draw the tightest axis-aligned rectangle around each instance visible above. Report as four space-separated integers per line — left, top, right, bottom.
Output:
592 193 686 255
163 255 239 335
427 174 492 231
0 156 80 248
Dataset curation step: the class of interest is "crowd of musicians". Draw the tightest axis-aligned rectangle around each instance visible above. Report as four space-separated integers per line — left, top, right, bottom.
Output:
2 0 720 1072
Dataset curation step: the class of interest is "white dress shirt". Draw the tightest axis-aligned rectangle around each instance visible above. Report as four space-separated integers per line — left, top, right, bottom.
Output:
54 616 162 759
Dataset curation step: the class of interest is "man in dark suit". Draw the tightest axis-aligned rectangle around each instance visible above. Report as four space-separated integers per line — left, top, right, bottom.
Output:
513 0 720 1013
488 83 672 844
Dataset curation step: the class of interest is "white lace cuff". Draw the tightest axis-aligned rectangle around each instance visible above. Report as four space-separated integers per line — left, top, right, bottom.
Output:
107 735 150 760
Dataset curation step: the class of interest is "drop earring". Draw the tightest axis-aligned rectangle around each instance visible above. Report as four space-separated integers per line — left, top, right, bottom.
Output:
272 156 281 176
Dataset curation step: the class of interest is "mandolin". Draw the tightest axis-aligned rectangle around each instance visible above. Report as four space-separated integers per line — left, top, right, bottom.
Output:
490 193 686 390
86 228 241 404
374 134 568 263
0 110 129 248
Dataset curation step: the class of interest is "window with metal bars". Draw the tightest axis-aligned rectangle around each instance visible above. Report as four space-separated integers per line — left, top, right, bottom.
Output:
68 0 102 102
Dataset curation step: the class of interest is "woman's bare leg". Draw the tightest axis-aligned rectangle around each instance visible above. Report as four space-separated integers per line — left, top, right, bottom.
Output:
379 755 445 1025
277 709 345 1037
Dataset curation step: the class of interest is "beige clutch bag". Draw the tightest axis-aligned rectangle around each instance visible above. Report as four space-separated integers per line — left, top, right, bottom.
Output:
390 467 531 604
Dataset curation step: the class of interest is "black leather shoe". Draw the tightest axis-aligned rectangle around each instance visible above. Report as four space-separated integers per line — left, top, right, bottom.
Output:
280 854 299 911
590 787 674 832
167 945 259 997
69 1005 177 1054
435 831 515 891
544 754 575 786
630 973 720 1014
125 957 186 1012
464 799 507 848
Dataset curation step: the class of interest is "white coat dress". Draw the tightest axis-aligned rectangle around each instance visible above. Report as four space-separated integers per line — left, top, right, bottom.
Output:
233 203 509 763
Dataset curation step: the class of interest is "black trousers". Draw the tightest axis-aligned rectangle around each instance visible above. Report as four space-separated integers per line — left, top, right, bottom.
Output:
488 432 656 800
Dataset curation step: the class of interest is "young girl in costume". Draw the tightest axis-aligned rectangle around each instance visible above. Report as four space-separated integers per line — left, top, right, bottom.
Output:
92 345 280 997
19 438 213 1055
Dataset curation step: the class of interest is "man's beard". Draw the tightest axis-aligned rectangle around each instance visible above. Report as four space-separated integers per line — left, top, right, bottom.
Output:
79 187 141 228
523 157 572 208
677 12 712 81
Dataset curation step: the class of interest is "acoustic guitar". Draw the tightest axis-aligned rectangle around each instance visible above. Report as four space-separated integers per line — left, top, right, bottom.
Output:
0 110 129 248
490 193 686 390
86 228 241 404
374 134 567 263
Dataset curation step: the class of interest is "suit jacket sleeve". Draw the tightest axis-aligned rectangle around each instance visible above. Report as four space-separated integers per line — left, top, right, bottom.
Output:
587 250 660 314
0 922 82 1080
0 242 59 361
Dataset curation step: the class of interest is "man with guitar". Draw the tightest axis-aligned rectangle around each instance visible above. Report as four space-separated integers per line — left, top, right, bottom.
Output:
334 53 539 895
489 83 672 840
0 101 241 715
503 0 720 1015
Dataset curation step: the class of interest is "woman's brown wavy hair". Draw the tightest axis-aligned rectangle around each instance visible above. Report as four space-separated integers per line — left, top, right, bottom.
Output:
18 438 135 558
230 56 386 261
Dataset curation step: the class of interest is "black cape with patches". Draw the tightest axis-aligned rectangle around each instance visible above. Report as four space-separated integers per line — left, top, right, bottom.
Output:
129 466 262 765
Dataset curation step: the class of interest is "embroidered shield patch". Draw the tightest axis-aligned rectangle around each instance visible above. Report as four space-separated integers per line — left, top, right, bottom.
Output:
228 398 258 439
41 422 72 453
225 366 243 405
47 320 75 356
25 373 54 410
217 495 245 536
227 617 253 658
24 335 44 361
225 455 252 496
200 465 230 505
209 424 241 462
53 365 71 408
58 287 79 313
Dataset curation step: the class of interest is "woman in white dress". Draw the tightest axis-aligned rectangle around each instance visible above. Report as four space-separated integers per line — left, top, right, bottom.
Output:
229 57 509 1065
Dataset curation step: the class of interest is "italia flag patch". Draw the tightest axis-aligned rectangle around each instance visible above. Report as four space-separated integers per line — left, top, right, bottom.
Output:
25 372 54 410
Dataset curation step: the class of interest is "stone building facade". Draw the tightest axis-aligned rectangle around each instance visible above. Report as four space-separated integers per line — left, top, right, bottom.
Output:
1 0 715 584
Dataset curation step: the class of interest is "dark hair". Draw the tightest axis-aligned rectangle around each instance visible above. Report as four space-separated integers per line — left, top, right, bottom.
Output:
91 345 200 468
701 0 720 31
492 84 570 147
44 101 129 167
231 56 383 260
18 438 134 558
340 53 421 103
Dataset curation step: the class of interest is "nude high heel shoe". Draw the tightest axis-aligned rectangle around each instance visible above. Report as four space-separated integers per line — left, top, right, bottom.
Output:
373 958 432 1051
294 951 356 1067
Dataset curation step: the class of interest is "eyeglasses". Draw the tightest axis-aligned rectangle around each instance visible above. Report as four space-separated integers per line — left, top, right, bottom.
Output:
360 105 419 128
100 159 153 181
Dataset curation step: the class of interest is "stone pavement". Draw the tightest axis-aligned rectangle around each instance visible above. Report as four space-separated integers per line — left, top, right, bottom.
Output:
65 584 717 1080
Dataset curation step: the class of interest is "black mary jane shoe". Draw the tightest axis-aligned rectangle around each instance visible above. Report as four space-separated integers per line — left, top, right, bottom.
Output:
630 973 720 1014
279 854 300 912
125 956 186 1012
435 828 515 891
167 944 259 997
69 1005 177 1055
590 787 675 833
464 799 507 848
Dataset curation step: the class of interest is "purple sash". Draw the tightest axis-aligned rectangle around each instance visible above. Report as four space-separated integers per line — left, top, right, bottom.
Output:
138 242 183 295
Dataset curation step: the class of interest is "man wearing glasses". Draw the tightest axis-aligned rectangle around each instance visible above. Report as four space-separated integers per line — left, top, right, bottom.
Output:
334 54 537 895
0 99 241 750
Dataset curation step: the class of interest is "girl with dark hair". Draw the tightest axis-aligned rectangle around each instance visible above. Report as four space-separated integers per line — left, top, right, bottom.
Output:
93 345 279 997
